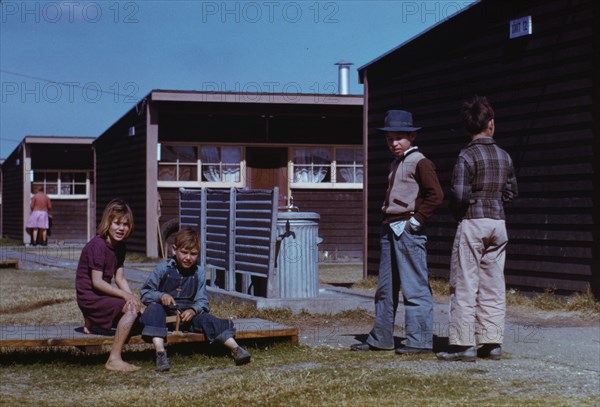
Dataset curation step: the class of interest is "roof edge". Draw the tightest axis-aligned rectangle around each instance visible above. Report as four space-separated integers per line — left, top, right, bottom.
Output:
149 90 363 105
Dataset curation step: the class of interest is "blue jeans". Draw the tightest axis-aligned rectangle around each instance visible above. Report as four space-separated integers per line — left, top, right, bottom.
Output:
140 303 236 345
367 224 433 349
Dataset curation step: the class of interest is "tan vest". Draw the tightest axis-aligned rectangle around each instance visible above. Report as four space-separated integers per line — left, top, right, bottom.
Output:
382 150 425 216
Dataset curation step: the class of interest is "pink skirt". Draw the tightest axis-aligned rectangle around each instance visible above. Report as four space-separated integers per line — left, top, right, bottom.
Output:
26 210 49 229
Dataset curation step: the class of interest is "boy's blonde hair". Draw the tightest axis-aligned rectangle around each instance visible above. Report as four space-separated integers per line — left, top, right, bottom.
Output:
96 198 134 239
174 227 200 251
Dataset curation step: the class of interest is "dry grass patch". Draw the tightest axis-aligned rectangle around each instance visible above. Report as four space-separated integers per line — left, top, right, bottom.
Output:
1 344 596 407
0 269 82 325
506 287 600 317
351 275 599 315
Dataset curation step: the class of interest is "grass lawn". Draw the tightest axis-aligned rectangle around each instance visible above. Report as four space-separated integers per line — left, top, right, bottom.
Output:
1 267 598 406
3 342 591 407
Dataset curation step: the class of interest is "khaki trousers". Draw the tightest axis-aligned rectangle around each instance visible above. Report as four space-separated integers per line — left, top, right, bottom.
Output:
448 218 508 346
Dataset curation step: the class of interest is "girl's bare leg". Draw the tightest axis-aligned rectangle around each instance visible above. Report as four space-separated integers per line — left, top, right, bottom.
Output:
83 317 93 334
105 304 140 372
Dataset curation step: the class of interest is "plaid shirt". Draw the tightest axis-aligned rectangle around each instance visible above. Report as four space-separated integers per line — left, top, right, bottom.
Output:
450 137 518 220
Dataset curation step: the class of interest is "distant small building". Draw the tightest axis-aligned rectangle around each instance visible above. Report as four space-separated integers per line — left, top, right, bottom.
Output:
358 0 597 294
94 90 364 259
1 136 95 244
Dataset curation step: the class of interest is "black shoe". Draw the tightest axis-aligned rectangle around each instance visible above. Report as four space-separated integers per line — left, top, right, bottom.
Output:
233 346 251 366
478 344 502 360
350 343 391 352
436 346 477 362
395 346 432 355
156 351 171 371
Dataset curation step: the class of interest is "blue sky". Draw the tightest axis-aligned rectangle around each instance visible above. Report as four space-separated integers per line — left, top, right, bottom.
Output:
0 0 475 158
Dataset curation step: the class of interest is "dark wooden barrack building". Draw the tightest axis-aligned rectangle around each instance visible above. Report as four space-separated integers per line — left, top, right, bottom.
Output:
94 90 364 259
359 0 598 294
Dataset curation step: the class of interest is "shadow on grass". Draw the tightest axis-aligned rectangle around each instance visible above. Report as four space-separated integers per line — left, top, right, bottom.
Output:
346 333 450 352
0 337 290 367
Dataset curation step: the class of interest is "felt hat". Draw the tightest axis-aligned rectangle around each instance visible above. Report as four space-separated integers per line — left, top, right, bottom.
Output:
378 110 421 132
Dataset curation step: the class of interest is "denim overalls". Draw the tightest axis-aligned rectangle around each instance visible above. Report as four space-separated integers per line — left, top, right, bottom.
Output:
140 265 235 343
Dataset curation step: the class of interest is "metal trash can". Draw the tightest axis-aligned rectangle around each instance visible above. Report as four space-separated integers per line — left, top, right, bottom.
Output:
276 212 320 298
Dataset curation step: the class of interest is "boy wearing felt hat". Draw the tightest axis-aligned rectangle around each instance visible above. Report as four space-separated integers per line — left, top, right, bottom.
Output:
351 110 443 354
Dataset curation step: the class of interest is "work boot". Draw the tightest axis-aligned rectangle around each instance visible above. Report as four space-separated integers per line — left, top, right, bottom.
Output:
232 346 251 366
478 343 502 360
436 346 477 362
156 351 171 372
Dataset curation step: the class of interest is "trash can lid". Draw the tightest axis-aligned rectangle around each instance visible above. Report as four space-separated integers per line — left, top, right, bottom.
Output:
277 211 320 220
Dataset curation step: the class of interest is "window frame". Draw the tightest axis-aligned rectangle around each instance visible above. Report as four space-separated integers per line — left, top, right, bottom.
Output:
31 170 90 199
289 145 364 189
157 143 246 188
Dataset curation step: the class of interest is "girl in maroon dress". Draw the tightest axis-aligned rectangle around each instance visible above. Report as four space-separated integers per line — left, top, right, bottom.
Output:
76 199 142 372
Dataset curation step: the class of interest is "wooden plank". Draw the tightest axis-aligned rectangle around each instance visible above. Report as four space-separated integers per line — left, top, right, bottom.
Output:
0 318 299 350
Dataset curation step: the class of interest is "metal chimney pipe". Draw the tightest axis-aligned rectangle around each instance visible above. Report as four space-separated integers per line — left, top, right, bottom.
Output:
335 60 354 95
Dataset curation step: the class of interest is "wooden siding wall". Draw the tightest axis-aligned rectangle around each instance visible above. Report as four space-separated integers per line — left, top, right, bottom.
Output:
365 0 595 293
94 107 148 253
1 155 24 240
158 188 179 228
293 190 363 259
49 200 88 243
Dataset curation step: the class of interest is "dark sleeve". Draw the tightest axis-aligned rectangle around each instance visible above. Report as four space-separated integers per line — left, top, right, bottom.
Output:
87 239 107 272
414 158 444 224
503 156 518 204
450 155 472 221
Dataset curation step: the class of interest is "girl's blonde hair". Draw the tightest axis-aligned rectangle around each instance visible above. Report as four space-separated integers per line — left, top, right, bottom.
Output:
96 198 134 239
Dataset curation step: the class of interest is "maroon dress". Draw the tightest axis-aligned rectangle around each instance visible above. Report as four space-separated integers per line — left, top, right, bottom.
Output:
76 235 127 331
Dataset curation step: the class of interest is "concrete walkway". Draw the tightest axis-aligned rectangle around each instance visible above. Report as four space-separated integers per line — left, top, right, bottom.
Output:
0 245 152 287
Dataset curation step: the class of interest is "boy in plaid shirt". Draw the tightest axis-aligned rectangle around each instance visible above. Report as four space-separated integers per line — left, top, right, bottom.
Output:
437 96 518 362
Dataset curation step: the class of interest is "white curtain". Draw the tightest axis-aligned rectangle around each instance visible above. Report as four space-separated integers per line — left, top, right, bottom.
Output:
201 146 241 182
201 146 221 182
336 148 363 183
294 148 330 183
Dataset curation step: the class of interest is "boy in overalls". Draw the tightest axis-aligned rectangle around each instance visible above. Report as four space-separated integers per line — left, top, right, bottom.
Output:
141 227 251 371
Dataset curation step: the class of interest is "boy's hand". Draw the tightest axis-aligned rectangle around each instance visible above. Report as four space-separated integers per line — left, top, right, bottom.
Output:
180 309 196 322
160 293 176 307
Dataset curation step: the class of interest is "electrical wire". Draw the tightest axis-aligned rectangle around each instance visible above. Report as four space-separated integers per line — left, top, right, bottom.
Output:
0 69 137 99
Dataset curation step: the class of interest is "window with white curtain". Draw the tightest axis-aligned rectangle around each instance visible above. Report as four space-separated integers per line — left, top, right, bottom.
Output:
158 145 198 181
157 144 243 187
336 148 364 184
293 148 331 184
32 171 90 198
290 146 363 189
201 146 241 183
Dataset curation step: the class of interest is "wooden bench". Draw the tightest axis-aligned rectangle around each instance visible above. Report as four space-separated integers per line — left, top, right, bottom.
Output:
0 318 299 353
